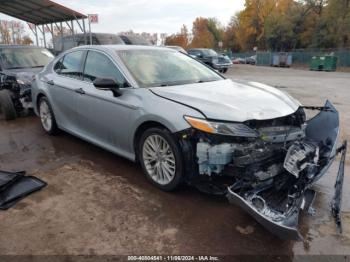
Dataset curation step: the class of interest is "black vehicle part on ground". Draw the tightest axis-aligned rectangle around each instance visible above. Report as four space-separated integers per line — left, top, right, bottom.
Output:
0 170 25 189
0 170 47 210
331 140 347 233
226 100 340 240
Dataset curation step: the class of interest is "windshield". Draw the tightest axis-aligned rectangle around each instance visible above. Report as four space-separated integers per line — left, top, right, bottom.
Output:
117 49 223 88
202 49 218 56
0 48 54 69
167 46 187 53
120 35 151 45
96 35 125 45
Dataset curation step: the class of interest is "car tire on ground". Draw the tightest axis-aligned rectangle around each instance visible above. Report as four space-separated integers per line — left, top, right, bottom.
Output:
0 89 17 120
138 127 184 191
222 68 228 73
38 96 59 135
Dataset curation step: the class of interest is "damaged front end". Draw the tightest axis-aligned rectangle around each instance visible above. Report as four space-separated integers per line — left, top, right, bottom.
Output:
182 101 343 240
0 72 33 112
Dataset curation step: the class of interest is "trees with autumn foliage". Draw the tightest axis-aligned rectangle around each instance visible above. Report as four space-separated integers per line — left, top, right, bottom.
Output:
166 0 350 51
0 20 33 45
164 25 189 48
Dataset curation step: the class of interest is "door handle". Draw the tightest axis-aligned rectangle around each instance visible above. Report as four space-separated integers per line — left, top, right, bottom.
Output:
74 88 85 95
47 80 54 85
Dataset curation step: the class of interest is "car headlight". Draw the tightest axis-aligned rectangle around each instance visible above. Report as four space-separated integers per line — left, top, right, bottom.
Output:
184 116 258 137
16 79 26 85
212 58 219 64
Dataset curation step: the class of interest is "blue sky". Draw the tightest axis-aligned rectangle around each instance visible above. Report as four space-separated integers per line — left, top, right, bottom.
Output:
0 0 245 34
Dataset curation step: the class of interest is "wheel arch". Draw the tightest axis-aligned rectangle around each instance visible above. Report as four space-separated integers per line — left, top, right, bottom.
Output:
35 92 47 113
133 120 171 162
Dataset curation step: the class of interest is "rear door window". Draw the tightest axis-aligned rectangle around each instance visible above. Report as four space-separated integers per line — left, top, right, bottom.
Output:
56 50 84 80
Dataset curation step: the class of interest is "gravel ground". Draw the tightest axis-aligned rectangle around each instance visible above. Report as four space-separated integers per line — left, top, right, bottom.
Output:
0 65 349 258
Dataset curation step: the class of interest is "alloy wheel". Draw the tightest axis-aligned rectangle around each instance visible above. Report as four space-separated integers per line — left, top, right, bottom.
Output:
39 100 52 132
142 134 176 185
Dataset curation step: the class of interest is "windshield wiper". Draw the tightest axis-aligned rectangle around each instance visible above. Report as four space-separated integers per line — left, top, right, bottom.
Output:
5 66 26 70
5 65 44 70
196 79 218 83
156 79 218 87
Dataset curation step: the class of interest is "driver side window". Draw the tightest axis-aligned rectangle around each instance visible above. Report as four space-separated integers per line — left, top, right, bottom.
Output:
83 51 126 85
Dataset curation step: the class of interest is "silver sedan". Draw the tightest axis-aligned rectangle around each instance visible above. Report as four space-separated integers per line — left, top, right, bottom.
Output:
32 45 341 240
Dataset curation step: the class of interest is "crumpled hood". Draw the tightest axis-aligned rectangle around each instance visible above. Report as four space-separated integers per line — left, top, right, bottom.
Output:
150 79 300 122
1 68 43 84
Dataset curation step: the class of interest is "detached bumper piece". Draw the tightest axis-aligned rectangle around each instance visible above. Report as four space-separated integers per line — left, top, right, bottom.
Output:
226 101 343 240
331 140 347 233
0 170 46 210
227 186 311 240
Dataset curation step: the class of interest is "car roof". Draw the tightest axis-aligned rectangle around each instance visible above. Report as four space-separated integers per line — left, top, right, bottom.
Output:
0 45 46 49
70 45 173 52
56 32 120 38
188 48 212 51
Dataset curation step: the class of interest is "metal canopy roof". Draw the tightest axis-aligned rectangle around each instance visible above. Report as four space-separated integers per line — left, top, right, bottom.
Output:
0 0 87 25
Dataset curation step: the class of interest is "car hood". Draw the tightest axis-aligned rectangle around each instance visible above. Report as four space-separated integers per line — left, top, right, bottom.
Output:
150 79 300 122
1 68 43 84
206 55 231 62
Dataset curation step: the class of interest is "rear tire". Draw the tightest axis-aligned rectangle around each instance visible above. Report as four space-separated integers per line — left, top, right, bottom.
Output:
38 96 59 135
138 127 184 191
0 89 17 120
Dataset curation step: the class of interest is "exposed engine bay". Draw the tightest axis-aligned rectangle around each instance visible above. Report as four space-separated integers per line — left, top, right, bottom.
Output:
180 101 345 240
0 72 33 113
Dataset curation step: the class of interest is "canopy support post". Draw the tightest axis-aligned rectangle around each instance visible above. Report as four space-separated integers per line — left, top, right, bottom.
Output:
82 18 87 45
35 25 39 46
42 25 46 48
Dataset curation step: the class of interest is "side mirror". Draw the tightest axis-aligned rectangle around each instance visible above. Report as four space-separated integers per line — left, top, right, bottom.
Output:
93 78 122 97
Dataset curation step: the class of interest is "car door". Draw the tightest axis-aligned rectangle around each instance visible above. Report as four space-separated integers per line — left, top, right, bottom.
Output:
76 50 138 157
49 50 85 132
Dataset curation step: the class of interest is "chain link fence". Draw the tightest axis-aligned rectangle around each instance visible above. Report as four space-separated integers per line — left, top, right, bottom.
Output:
231 49 350 67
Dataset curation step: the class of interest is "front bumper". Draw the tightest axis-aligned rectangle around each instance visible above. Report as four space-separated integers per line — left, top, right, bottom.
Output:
212 63 233 69
226 101 343 240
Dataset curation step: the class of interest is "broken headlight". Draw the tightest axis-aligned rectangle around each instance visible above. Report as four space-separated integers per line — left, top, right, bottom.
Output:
16 79 26 85
184 116 258 137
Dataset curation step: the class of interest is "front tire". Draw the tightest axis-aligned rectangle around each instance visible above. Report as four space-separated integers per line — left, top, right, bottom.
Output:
138 128 183 191
38 97 59 135
0 89 17 120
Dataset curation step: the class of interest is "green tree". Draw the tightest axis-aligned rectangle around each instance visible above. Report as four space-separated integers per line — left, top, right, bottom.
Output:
264 12 294 50
207 18 224 48
224 15 241 52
